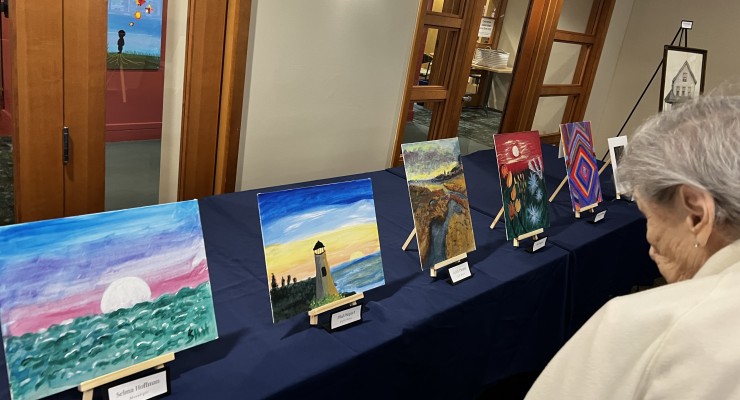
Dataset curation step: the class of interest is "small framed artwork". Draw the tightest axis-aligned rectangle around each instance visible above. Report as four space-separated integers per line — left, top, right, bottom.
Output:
607 136 628 196
659 45 707 111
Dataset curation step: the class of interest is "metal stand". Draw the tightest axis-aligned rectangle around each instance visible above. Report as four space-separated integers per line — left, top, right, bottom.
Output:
598 24 690 163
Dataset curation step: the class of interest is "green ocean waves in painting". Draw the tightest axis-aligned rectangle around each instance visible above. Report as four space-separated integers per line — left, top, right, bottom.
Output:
4 283 217 400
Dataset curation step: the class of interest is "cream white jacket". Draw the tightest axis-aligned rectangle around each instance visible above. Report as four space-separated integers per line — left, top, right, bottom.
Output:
525 239 740 399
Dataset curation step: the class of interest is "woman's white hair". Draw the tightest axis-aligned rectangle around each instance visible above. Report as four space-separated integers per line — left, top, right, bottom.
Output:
619 92 740 236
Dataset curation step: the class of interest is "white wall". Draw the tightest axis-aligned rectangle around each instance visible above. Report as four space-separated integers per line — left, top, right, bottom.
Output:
158 1 189 203
498 0 529 68
236 0 419 191
587 0 740 155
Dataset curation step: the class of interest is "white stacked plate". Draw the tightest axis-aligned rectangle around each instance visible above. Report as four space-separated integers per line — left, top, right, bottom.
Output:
474 49 509 69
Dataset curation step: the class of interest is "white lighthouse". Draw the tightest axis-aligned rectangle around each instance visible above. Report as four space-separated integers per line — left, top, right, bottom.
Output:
313 241 340 300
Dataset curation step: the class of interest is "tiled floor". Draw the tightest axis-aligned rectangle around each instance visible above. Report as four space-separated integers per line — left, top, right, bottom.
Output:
0 136 14 226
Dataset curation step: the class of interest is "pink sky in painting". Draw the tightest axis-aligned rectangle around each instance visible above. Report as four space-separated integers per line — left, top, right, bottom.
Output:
4 257 209 337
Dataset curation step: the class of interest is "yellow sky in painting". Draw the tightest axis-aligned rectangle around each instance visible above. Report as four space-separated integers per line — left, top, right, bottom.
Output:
409 162 458 181
264 223 381 282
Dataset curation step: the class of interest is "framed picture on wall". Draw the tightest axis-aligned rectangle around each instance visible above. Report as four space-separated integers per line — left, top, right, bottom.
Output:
659 45 707 111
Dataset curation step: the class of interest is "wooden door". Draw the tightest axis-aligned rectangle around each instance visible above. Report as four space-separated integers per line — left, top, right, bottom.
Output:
10 0 250 223
391 0 487 166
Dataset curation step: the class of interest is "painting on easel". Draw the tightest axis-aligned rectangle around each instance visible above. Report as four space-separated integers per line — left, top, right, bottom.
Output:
493 131 550 240
0 201 218 400
257 179 385 323
108 0 165 70
560 121 603 211
608 136 629 196
401 138 475 270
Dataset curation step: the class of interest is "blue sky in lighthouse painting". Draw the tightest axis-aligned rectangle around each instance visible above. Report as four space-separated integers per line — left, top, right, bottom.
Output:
258 179 385 322
0 201 218 400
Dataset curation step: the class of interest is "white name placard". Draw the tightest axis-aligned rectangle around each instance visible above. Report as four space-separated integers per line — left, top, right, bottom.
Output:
331 305 362 330
478 17 494 38
594 210 607 223
532 237 547 252
108 370 168 400
449 261 472 283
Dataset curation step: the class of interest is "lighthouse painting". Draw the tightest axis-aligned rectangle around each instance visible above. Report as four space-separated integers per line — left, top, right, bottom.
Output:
258 179 386 323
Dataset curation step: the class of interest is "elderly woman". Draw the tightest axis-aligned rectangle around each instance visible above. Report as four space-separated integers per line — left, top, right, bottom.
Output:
525 94 740 399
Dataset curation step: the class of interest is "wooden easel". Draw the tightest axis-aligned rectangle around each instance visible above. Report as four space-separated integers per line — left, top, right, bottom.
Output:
513 228 544 248
574 203 599 218
429 253 468 278
307 293 364 325
489 207 504 229
78 353 175 400
401 229 468 277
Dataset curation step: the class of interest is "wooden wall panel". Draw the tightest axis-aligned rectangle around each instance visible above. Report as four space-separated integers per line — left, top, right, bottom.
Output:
63 0 107 216
12 1 65 222
178 0 228 200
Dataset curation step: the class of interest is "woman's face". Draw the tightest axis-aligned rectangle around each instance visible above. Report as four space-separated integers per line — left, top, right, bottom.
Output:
636 193 705 283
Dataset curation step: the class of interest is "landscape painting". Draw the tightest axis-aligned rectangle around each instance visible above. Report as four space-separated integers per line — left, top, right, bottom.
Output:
0 200 218 400
108 0 164 70
257 179 385 323
493 131 550 240
560 121 603 211
401 138 475 270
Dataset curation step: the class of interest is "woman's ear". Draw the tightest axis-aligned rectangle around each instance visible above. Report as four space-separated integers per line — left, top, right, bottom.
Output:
678 184 715 246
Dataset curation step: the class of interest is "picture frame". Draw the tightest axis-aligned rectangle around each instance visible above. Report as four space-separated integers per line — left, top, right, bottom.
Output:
659 45 707 111
607 136 629 196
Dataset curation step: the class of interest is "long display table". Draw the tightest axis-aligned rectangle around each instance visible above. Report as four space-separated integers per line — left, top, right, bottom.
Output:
0 146 657 399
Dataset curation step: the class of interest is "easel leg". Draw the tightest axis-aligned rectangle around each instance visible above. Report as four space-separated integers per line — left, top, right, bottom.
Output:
490 207 504 229
549 177 568 202
82 390 93 400
598 159 611 175
402 228 416 251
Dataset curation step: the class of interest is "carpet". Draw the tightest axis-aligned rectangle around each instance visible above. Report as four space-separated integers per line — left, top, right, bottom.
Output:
0 136 14 226
412 104 501 148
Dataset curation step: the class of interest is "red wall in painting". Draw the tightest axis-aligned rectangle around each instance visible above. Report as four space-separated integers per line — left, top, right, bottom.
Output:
106 0 168 142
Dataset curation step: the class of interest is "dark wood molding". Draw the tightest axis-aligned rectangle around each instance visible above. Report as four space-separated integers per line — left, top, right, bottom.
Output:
214 0 252 195
501 0 615 133
178 0 229 200
179 0 251 199
500 0 564 133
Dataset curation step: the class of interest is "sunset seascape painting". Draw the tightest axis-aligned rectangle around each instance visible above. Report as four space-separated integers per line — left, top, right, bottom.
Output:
257 179 385 323
401 138 475 269
0 201 218 400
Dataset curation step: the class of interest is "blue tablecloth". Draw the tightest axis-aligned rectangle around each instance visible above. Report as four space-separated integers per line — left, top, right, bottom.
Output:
0 147 657 400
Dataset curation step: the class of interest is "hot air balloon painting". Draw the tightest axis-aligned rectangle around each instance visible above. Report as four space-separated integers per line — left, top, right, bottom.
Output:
107 0 164 70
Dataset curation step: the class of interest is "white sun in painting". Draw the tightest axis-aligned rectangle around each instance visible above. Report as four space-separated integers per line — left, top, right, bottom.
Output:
350 251 365 261
512 145 520 157
100 276 152 314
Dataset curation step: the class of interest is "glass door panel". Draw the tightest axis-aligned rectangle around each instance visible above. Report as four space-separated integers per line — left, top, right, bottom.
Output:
105 0 179 211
